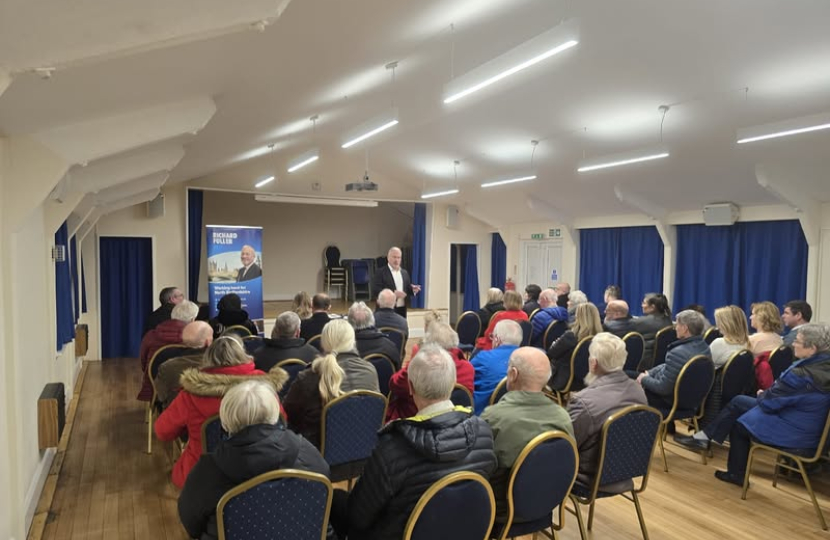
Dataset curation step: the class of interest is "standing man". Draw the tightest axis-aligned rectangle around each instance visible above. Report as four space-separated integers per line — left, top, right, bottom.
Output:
236 245 262 282
144 286 185 336
372 247 421 318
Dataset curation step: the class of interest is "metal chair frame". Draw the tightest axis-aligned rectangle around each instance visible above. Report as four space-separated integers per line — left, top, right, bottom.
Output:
378 326 407 362
146 343 190 454
451 383 474 409
363 353 396 397
553 336 593 406
543 320 566 351
488 378 509 407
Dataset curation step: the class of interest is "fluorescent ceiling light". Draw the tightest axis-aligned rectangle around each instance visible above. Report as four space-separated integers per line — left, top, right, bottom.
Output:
255 194 378 207
342 119 399 149
421 189 460 199
444 20 579 104
254 176 275 188
577 146 669 173
287 150 319 173
481 174 536 188
736 112 830 144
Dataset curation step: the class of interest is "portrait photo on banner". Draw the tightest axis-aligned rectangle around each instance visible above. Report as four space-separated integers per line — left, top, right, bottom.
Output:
205 224 264 327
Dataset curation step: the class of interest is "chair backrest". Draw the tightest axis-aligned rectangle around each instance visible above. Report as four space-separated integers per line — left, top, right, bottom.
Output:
667 355 715 421
201 413 227 454
148 344 192 381
364 353 396 396
518 320 532 347
307 334 323 352
769 345 795 380
543 320 567 350
720 349 755 404
703 326 722 345
217 469 333 540
320 391 387 466
275 359 309 399
242 335 264 354
450 384 473 408
456 311 482 347
403 471 495 540
324 245 341 268
500 431 578 538
622 332 645 372
488 378 508 406
562 336 593 394
652 326 677 367
351 260 370 284
224 325 253 338
379 326 406 361
528 308 541 321
587 405 662 499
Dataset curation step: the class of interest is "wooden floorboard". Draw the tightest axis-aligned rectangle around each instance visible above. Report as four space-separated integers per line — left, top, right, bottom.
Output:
41 359 830 539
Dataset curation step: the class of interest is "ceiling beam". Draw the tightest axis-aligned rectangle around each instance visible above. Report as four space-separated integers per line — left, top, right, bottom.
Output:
68 143 185 194
463 204 503 231
93 171 169 204
98 188 160 216
755 163 821 246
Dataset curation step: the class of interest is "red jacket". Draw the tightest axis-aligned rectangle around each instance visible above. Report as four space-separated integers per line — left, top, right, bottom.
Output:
754 350 774 391
386 354 475 421
475 310 529 351
154 363 287 489
137 319 187 401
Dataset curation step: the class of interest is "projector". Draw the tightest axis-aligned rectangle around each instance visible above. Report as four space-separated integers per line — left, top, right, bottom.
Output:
346 173 378 192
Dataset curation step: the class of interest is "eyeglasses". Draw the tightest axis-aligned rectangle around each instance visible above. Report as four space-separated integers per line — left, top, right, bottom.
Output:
793 339 806 346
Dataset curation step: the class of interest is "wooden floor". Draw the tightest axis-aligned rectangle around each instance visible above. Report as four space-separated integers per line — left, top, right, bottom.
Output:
42 360 830 539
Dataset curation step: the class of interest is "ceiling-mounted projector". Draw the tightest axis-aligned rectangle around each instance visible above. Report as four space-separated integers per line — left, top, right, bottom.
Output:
346 172 378 192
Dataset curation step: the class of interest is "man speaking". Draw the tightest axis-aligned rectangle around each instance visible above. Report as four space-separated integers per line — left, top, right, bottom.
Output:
372 246 421 318
236 245 262 282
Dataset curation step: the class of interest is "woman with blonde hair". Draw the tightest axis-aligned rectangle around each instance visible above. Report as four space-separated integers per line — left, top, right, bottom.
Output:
748 301 784 390
477 287 505 336
475 290 529 351
154 334 287 488
292 291 313 320
283 319 379 448
549 302 603 392
710 306 751 367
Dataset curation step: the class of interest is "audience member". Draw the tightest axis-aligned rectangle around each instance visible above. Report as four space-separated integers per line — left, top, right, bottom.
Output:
477 288 505 336
283 320 379 448
475 290 528 351
782 300 812 346
253 311 319 372
348 301 401 368
208 293 258 338
633 293 673 369
388 322 474 421
408 312 467 362
709 306 750 368
603 300 635 338
337 345 497 540
300 293 334 342
566 290 588 323
372 246 421 318
144 286 185 336
748 301 784 355
154 334 284 488
522 284 542 316
472 320 524 414
374 289 410 341
554 282 571 308
549 303 603 392
674 323 830 487
682 304 713 330
529 288 568 348
178 380 329 540
155 321 213 409
482 347 573 518
138 300 199 402
292 291 313 320
604 285 622 304
568 333 647 489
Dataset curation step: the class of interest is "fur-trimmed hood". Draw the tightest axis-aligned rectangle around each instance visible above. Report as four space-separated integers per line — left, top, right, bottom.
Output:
179 363 288 397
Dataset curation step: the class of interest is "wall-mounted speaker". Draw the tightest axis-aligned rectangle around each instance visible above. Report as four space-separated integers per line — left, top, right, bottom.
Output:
147 193 165 218
446 205 460 230
703 203 739 226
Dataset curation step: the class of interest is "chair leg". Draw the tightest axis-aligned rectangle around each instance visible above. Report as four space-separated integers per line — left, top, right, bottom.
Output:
741 447 758 500
569 496 587 540
147 410 153 454
657 426 669 472
587 500 596 530
772 455 782 488
794 459 828 530
632 491 650 540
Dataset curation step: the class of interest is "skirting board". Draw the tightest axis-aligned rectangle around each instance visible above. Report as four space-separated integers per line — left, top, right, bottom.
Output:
23 447 55 537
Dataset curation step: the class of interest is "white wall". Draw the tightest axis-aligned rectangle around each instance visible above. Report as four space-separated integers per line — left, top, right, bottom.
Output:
503 222 578 292
817 203 830 323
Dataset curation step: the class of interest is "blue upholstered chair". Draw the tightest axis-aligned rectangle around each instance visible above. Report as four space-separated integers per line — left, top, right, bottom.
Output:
274 359 308 399
456 311 482 354
200 413 227 454
217 469 333 540
518 320 532 347
242 335 264 354
622 332 645 373
347 259 372 301
768 345 794 381
146 343 192 454
650 326 677 369
569 405 663 540
491 431 578 540
379 326 406 361
403 471 496 540
553 337 593 405
702 350 754 429
307 334 323 353
488 378 508 407
320 390 387 485
543 320 567 350
450 384 474 409
364 353 396 396
703 326 722 345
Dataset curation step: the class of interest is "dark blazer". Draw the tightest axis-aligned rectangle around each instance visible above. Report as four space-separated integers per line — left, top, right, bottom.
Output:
143 303 174 336
603 316 636 338
372 266 413 314
253 337 319 372
300 312 332 342
236 263 262 282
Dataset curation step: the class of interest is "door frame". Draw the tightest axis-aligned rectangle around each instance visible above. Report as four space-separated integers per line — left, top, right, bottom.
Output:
519 239 563 291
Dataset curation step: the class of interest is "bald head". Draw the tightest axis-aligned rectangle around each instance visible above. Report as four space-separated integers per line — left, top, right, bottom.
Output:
377 289 396 309
506 347 551 392
604 300 630 321
182 321 213 349
539 288 558 308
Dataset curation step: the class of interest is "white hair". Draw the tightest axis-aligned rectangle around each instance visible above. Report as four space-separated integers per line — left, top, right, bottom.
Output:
348 301 376 331
493 319 523 346
377 289 396 309
424 322 460 350
409 344 456 400
171 300 198 322
588 332 627 373
220 380 280 435
273 311 301 338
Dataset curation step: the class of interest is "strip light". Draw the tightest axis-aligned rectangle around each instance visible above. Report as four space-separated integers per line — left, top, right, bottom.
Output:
481 174 536 188
577 146 669 173
737 113 830 144
341 120 399 149
421 189 460 199
255 194 378 207
287 153 319 173
254 176 275 188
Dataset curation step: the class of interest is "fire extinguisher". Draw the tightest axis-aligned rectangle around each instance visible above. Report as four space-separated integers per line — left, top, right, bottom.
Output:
504 277 516 291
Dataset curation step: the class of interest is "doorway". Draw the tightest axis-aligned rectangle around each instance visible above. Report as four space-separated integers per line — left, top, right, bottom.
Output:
449 243 480 323
520 239 563 291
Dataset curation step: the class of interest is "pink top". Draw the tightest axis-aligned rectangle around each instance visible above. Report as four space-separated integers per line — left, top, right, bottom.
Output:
749 332 783 356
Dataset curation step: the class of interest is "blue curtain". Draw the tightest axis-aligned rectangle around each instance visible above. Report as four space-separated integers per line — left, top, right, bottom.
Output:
490 233 507 289
100 237 153 358
70 235 80 322
55 223 75 350
579 226 664 315
673 220 808 319
411 203 426 308
187 189 204 302
462 245 480 312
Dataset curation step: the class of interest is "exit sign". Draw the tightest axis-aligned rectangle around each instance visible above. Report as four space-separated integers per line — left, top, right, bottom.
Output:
530 233 544 240
549 228 561 237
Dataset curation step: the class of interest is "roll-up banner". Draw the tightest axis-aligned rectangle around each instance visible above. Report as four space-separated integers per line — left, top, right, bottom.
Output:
206 225 264 334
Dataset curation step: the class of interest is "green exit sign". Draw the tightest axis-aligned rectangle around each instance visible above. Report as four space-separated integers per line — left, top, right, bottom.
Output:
530 233 544 240
549 228 561 237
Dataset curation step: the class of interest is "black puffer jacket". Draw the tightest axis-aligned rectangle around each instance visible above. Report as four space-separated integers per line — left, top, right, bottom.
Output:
178 423 330 540
477 301 505 336
355 328 402 369
209 308 258 338
347 408 497 540
633 314 673 369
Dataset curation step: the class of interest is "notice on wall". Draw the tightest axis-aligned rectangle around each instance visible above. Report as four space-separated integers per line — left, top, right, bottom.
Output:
206 225 264 333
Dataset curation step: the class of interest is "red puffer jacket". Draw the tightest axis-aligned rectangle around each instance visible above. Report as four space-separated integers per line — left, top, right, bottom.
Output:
137 319 187 401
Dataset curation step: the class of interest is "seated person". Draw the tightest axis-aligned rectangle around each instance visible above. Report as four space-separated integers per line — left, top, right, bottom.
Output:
178 380 329 540
334 345 497 540
348 301 401 368
674 324 830 486
208 293 258 338
530 288 568 348
522 284 542 316
374 289 410 341
388 321 474 421
568 333 647 489
409 311 465 361
253 311 319 372
472 320 523 414
155 321 213 409
782 300 812 346
477 288 505 336
475 290 528 351
748 301 784 356
709 305 750 368
549 303 603 392
292 290 313 320
554 282 571 308
481 347 573 518
566 290 589 324
154 334 286 488
138 300 199 402
300 293 334 343
602 300 635 338
283 320 379 448
632 293 673 369
144 286 184 336
600 285 622 319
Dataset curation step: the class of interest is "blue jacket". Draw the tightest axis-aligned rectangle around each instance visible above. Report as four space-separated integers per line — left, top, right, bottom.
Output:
472 345 519 414
530 307 568 348
641 336 710 397
739 352 830 450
